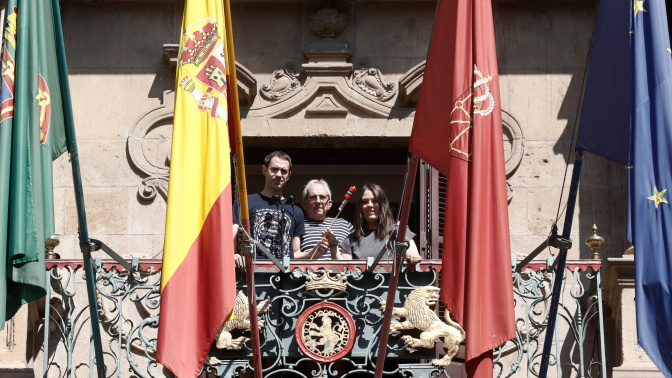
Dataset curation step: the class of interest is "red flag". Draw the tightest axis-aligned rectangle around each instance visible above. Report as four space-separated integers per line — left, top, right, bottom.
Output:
408 0 515 376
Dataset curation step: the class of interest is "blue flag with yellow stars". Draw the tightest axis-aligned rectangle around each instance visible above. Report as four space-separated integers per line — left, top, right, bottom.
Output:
630 0 672 374
577 0 672 375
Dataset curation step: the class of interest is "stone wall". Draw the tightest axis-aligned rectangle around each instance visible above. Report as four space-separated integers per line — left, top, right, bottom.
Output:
0 0 655 376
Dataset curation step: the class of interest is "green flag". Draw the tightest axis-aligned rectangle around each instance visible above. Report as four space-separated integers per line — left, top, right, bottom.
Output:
0 0 68 329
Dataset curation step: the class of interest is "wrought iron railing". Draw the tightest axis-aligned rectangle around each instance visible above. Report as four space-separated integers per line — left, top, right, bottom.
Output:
41 258 605 378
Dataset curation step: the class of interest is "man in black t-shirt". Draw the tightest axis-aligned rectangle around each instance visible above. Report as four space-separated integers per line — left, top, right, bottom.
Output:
233 151 305 266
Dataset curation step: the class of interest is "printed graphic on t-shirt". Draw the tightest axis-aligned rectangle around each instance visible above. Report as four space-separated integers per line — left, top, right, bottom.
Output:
253 209 293 258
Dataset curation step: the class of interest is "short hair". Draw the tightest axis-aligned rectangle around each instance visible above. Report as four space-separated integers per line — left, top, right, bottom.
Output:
263 151 292 170
302 179 332 200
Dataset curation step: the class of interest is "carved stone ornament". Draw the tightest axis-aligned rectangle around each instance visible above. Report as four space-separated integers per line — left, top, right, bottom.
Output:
305 270 347 292
502 109 525 202
295 301 356 363
260 65 301 100
310 8 347 38
215 290 272 350
353 67 397 102
127 92 175 202
380 286 465 367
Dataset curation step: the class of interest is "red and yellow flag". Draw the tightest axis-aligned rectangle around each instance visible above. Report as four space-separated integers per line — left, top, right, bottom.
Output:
157 1 236 376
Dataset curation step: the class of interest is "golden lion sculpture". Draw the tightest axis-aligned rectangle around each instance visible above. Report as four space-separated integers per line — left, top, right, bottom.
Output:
215 290 272 350
380 286 465 366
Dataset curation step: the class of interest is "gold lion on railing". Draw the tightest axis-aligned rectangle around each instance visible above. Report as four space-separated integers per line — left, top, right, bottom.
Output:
215 291 272 350
380 286 465 366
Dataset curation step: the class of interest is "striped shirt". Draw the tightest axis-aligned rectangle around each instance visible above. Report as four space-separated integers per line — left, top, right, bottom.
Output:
300 217 354 260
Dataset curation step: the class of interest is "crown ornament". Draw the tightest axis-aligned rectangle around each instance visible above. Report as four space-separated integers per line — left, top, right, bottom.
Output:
179 17 220 66
305 271 348 292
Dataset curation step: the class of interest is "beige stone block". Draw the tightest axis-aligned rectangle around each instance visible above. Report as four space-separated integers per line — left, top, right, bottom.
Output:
354 2 434 61
267 118 307 137
127 189 167 235
232 6 302 63
308 117 349 136
527 186 581 237
69 74 166 140
152 235 165 259
65 188 127 235
53 188 66 235
242 118 272 137
64 3 179 70
52 234 80 260
510 235 546 259
0 306 28 360
53 153 71 188
384 117 413 137
499 74 550 142
86 234 154 259
511 141 570 188
75 140 138 187
550 72 584 139
348 118 386 137
508 188 529 236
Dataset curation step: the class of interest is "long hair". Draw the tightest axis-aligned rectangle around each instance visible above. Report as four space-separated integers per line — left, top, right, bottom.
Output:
352 183 394 240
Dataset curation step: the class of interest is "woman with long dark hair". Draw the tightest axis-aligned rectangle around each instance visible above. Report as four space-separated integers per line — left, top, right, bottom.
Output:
339 183 421 263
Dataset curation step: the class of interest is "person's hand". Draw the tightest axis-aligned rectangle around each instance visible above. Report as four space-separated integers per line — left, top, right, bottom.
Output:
311 237 329 258
405 249 421 264
322 228 337 244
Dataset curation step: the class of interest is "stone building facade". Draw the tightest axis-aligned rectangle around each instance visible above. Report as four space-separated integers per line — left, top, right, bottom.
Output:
0 0 662 376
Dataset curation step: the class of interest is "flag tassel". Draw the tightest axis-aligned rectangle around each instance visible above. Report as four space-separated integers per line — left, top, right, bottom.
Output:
50 0 106 377
374 154 419 378
538 149 584 378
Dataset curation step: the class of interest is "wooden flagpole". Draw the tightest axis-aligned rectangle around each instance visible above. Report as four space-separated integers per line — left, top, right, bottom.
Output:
374 154 419 378
222 1 263 377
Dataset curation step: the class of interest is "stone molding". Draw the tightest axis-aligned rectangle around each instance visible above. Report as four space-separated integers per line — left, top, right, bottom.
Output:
398 60 425 106
162 44 257 106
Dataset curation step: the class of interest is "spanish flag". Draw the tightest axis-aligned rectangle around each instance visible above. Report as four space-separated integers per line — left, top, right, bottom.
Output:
157 1 236 376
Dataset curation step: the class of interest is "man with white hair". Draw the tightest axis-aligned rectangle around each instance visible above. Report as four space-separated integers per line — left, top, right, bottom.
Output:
298 179 353 260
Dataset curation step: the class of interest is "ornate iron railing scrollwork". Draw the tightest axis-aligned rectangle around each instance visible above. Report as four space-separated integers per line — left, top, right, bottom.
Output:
41 259 604 378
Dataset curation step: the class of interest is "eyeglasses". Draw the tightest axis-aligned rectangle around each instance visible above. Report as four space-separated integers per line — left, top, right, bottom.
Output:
307 195 329 202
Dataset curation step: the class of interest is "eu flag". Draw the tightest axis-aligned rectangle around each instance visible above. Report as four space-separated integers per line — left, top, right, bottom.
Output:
577 0 672 375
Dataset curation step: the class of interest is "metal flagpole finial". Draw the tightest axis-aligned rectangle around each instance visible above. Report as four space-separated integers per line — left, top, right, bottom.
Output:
45 235 61 260
585 224 604 260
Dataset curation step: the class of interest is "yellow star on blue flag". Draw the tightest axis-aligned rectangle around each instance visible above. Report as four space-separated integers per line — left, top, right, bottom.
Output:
647 186 668 208
634 0 646 17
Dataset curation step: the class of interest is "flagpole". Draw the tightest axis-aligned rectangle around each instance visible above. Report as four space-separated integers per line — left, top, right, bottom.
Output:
374 154 419 378
50 1 106 377
539 149 583 378
223 1 263 377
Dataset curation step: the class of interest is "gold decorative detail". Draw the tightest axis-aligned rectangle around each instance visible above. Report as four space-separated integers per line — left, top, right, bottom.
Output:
305 271 347 292
634 0 646 18
449 64 495 162
647 186 668 209
45 235 60 259
215 291 272 350
302 309 349 357
380 286 465 367
585 224 605 260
